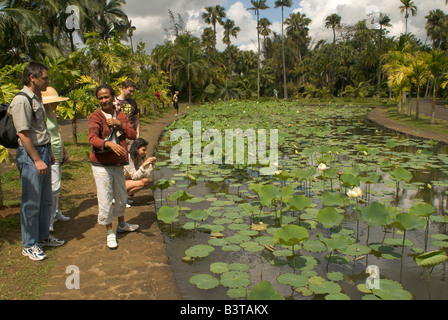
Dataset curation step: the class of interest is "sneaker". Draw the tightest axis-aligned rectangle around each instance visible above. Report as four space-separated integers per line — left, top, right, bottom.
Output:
107 233 118 249
55 213 70 221
126 202 132 208
22 246 47 261
117 222 139 233
39 235 65 247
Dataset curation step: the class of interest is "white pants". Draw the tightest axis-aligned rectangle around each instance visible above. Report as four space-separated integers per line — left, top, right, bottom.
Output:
91 165 127 226
50 162 62 225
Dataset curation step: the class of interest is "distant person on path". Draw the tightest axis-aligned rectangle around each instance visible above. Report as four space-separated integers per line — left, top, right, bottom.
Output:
42 87 71 232
172 90 179 116
154 89 161 113
273 88 278 99
88 84 138 250
8 61 65 261
115 80 140 140
124 138 156 207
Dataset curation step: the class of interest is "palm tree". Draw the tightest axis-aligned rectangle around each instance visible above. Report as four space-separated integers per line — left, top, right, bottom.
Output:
325 13 341 90
425 9 447 49
80 0 128 42
421 49 448 124
201 27 215 54
406 54 430 120
202 5 226 51
325 13 341 46
399 0 417 36
377 13 392 88
274 0 292 100
0 1 42 63
382 45 413 114
248 0 270 99
285 12 311 63
173 35 208 104
258 17 272 51
222 19 240 51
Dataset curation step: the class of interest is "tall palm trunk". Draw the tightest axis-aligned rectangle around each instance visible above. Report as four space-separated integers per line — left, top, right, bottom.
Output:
281 7 287 99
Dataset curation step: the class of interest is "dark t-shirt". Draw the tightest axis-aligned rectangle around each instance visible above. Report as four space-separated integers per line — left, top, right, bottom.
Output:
115 97 139 130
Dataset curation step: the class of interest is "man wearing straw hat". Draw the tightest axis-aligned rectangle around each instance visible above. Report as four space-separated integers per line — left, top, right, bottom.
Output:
8 62 65 261
42 87 71 232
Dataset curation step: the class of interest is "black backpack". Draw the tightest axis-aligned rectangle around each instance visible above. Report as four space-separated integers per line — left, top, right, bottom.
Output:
0 92 34 149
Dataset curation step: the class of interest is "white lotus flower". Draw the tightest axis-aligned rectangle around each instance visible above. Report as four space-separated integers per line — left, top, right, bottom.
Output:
318 163 329 171
347 187 363 199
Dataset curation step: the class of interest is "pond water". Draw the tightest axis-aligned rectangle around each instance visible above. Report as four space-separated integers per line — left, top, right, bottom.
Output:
152 103 448 300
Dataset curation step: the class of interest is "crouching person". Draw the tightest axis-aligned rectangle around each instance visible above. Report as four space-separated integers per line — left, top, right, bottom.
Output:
124 138 156 207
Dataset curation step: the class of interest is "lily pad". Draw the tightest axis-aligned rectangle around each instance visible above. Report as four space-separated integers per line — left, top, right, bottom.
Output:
316 207 344 228
189 274 220 289
220 271 251 288
309 281 341 295
277 273 308 287
210 262 229 274
185 244 215 258
371 279 413 300
249 281 285 300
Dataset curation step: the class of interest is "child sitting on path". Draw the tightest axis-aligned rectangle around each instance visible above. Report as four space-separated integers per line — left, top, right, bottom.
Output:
124 138 156 207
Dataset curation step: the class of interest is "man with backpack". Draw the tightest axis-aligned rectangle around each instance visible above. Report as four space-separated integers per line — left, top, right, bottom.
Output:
7 61 65 261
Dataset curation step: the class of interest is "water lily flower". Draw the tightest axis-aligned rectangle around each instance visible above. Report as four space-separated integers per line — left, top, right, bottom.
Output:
318 163 329 171
347 186 363 199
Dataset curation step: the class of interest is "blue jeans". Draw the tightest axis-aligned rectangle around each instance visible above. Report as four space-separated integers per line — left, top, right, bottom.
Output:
16 146 52 248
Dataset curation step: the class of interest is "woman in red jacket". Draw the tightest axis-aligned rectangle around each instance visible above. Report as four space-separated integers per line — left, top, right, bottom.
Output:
89 84 138 249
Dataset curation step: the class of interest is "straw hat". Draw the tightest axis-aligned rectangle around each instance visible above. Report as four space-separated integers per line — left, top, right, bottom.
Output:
42 87 69 105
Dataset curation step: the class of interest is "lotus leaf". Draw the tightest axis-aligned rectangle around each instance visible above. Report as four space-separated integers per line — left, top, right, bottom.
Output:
249 281 285 300
277 273 308 287
322 192 346 207
157 206 179 224
185 244 215 258
327 271 344 281
325 293 351 300
309 280 341 295
273 225 309 247
409 203 435 217
390 167 413 182
371 279 412 300
258 184 280 207
210 262 229 274
316 207 344 228
185 209 209 221
220 271 250 288
393 212 426 231
240 241 265 252
302 239 327 253
287 195 313 211
415 250 448 268
189 274 220 290
359 202 391 227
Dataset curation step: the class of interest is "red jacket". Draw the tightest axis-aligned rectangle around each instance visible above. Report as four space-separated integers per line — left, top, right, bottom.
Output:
88 109 137 166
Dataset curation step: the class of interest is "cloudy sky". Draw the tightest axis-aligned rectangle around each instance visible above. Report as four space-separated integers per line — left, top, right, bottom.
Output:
122 0 444 53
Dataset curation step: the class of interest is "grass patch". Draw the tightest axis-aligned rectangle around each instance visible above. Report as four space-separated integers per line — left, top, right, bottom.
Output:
386 106 448 136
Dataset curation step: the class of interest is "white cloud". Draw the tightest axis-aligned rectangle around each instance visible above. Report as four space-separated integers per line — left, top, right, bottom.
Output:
295 0 441 47
123 0 443 52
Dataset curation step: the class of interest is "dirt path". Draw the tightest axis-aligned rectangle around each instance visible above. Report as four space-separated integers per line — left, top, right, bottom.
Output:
42 111 181 300
367 98 448 144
